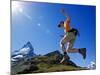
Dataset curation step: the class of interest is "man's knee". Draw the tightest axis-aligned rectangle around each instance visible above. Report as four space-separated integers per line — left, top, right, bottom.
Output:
67 46 72 53
67 49 71 53
60 41 66 51
60 41 65 47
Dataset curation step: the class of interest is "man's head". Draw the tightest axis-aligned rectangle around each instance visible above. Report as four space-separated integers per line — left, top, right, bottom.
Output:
58 21 64 28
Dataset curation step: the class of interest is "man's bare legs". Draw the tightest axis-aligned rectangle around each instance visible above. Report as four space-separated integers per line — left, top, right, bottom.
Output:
67 42 79 53
60 41 86 63
60 42 70 63
67 42 86 59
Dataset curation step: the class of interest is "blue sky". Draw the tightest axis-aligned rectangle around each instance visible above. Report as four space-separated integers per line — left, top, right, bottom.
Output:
12 1 96 67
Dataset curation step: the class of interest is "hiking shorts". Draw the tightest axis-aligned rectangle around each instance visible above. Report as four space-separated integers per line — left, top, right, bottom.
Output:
60 32 76 49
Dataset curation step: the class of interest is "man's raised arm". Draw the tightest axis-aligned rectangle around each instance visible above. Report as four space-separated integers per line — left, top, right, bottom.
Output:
61 9 70 22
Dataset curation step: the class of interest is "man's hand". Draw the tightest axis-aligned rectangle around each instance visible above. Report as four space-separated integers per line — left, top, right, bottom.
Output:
60 9 70 22
60 9 65 13
60 9 69 17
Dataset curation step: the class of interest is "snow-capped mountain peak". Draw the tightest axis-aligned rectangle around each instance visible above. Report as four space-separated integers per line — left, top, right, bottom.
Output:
22 41 33 49
19 41 34 55
11 42 36 63
87 61 96 70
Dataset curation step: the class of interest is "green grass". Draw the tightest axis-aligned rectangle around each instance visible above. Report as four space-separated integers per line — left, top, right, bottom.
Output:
32 62 84 73
13 52 87 74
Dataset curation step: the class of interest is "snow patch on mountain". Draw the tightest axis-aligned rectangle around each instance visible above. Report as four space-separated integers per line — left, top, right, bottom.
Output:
11 42 36 63
87 61 96 70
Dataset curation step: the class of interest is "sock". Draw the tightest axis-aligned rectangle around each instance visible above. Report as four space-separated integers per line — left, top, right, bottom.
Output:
78 49 81 53
63 52 67 55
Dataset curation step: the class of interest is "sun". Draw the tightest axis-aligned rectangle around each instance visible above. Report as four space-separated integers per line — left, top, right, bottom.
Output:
12 1 20 12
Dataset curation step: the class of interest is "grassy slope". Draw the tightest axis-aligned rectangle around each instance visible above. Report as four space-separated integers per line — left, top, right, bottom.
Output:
11 51 87 74
17 55 86 74
35 63 84 73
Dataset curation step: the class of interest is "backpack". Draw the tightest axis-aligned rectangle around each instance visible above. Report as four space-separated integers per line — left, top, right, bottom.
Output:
68 28 80 36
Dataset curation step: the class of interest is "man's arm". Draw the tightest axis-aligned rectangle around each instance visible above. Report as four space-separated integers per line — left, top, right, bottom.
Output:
61 9 70 22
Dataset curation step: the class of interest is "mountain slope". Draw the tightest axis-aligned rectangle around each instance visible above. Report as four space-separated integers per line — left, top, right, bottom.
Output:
11 50 86 75
11 42 36 65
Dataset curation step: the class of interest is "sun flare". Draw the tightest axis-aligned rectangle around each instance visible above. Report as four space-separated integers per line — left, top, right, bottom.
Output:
12 1 20 12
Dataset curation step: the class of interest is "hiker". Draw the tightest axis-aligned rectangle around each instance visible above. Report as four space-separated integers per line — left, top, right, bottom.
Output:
58 9 86 63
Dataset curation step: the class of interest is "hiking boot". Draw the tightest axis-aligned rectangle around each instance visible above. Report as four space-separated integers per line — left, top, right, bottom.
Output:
60 55 70 63
79 48 86 59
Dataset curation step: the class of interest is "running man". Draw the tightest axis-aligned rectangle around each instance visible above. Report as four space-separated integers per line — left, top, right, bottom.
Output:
58 9 86 63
